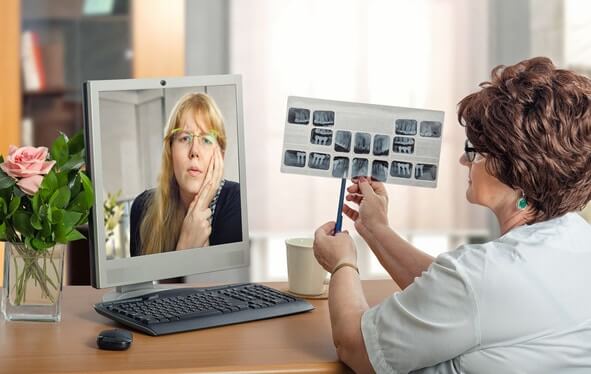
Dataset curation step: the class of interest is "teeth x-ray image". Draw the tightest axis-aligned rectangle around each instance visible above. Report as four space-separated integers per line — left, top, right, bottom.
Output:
395 119 417 135
288 107 310 125
352 158 369 178
313 111 335 126
334 130 352 152
308 152 331 170
284 150 307 167
391 161 413 178
420 121 442 137
371 160 389 182
393 137 415 154
354 132 371 154
373 134 390 156
415 164 437 180
310 128 333 146
281 96 443 188
332 157 349 178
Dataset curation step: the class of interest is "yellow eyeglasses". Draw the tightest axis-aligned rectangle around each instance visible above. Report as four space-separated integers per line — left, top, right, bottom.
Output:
168 128 218 149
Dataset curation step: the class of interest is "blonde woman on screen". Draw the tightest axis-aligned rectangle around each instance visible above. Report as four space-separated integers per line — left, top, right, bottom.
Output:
130 93 242 257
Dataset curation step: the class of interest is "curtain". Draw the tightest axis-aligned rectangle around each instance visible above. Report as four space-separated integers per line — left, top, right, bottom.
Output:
230 0 491 240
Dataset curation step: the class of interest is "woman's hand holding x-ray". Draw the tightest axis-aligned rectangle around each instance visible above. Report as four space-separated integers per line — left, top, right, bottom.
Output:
176 146 225 249
343 177 389 239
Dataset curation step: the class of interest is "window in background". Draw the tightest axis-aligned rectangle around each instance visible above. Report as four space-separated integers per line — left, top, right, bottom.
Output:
230 0 491 278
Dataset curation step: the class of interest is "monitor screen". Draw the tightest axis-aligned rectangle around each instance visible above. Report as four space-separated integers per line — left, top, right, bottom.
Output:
83 75 249 290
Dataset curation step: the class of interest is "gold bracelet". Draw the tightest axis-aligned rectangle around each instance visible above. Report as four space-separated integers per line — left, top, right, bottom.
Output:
331 262 359 275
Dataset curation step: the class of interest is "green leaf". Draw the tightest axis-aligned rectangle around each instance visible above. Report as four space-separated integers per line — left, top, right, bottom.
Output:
50 133 69 168
68 172 94 212
49 186 71 210
0 155 3 163
65 228 85 242
0 197 7 217
47 204 53 223
7 195 20 218
68 194 85 213
30 214 42 230
31 238 54 250
40 171 58 201
31 193 40 214
80 172 94 204
0 222 6 241
12 185 24 198
39 204 48 219
0 168 16 190
40 217 51 238
13 211 33 237
63 210 82 228
68 131 85 155
60 151 85 172
77 211 89 226
69 174 82 197
55 223 68 243
51 207 64 224
55 171 69 187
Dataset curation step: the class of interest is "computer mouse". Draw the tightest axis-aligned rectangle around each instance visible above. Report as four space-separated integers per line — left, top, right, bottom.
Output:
96 329 133 351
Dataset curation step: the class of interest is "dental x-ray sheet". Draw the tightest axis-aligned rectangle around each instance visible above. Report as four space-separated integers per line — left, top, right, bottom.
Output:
281 96 445 188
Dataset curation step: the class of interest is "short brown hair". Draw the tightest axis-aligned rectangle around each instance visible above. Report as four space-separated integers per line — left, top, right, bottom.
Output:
458 57 591 223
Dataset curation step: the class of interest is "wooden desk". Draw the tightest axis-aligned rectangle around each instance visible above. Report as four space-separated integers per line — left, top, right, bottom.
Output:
0 280 396 373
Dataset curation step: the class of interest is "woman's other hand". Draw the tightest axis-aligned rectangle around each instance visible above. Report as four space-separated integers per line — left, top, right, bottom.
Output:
176 146 224 250
199 145 224 208
313 221 357 272
343 176 389 237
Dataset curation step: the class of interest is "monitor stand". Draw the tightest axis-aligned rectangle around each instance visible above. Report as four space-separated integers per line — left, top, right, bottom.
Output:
102 281 173 302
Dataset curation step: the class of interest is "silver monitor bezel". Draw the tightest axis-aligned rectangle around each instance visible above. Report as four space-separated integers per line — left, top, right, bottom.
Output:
83 75 249 289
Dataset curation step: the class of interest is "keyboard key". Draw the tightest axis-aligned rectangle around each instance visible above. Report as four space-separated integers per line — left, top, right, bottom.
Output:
178 309 222 321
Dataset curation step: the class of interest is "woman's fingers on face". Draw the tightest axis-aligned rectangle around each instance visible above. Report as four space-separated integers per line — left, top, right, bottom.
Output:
196 183 213 210
214 149 224 182
186 194 199 216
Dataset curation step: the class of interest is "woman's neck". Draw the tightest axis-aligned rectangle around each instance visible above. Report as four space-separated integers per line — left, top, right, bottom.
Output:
494 203 532 236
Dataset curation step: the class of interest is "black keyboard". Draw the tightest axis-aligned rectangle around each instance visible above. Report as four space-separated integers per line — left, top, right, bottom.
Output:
94 283 314 336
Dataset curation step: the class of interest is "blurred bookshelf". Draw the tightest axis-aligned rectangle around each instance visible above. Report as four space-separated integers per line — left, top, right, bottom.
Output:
0 0 185 286
20 0 132 148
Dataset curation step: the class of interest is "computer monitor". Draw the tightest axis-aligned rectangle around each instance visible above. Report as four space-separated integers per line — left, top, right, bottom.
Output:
83 75 249 300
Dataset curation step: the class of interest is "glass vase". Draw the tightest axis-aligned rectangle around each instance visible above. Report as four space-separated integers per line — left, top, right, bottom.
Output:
2 242 66 322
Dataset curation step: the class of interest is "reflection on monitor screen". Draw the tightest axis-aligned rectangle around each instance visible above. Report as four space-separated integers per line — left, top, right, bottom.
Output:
84 75 248 293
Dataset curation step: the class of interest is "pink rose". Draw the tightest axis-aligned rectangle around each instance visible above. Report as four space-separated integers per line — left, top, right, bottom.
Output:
16 175 44 195
1 145 56 195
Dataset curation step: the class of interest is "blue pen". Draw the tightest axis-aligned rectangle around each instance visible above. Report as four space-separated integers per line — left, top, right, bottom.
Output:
334 178 347 234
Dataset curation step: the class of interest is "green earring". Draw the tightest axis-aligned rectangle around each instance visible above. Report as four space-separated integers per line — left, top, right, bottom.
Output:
516 195 528 210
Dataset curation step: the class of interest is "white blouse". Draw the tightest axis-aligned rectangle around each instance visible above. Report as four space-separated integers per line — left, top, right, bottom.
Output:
361 213 591 373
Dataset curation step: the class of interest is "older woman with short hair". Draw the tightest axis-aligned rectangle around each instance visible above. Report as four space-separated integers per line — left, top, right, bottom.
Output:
313 57 591 373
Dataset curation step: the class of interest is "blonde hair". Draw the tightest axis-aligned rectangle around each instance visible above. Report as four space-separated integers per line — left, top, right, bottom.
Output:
139 93 227 255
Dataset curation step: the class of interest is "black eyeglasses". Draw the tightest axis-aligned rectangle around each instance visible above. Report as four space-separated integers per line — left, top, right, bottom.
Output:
464 140 479 162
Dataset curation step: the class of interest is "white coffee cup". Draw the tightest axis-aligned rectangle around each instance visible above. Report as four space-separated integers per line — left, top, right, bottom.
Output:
285 238 328 296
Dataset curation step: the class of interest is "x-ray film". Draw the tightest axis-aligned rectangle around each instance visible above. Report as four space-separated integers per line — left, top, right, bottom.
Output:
281 96 444 188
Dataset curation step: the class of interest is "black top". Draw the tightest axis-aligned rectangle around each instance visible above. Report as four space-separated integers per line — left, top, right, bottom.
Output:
129 181 242 257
